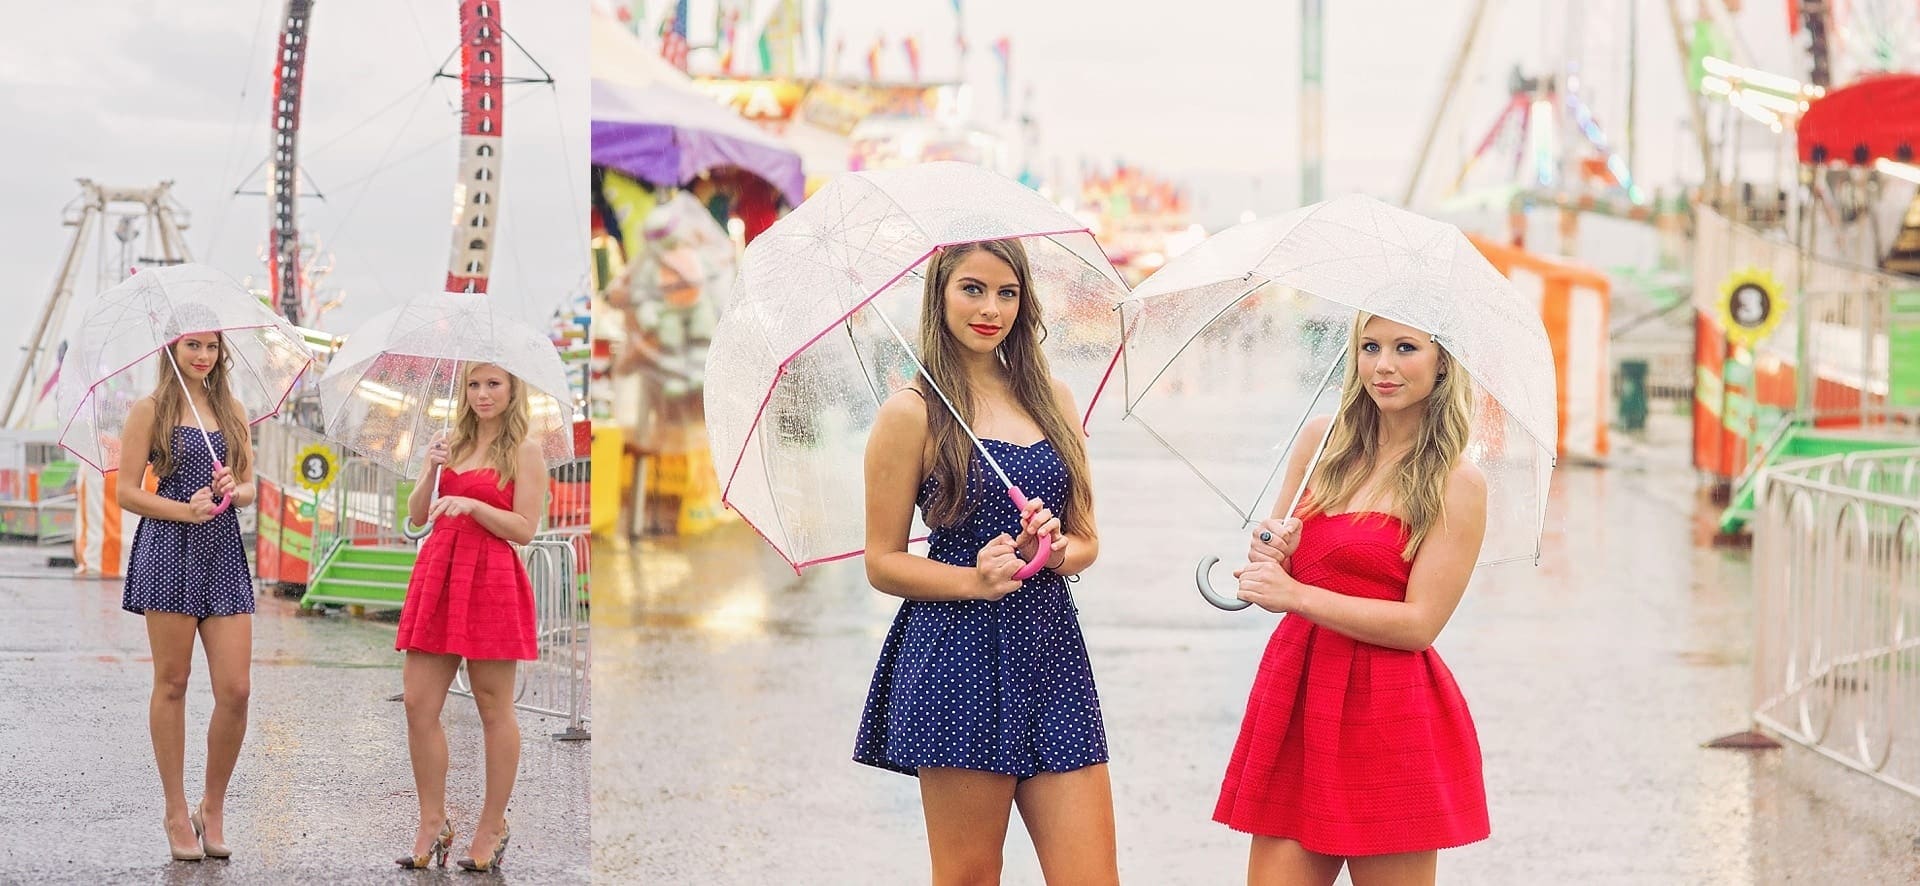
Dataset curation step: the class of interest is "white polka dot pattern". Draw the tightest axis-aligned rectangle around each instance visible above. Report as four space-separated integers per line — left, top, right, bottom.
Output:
853 438 1108 779
122 427 256 618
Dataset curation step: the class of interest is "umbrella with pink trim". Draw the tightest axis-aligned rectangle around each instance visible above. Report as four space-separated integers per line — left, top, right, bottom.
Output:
55 263 312 514
703 161 1130 573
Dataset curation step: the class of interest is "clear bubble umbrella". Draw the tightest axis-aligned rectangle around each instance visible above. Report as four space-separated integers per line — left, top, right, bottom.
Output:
317 291 577 537
705 161 1131 573
1115 194 1559 609
56 263 313 514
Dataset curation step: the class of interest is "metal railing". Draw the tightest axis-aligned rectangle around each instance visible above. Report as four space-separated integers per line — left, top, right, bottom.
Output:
312 456 416 563
255 415 593 580
452 537 591 740
250 420 335 587
1694 208 1920 429
544 457 591 536
0 429 78 546
1793 287 1918 428
1751 448 1920 797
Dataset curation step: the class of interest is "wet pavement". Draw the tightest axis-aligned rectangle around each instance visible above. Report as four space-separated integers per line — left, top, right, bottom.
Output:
592 412 1920 884
0 547 590 885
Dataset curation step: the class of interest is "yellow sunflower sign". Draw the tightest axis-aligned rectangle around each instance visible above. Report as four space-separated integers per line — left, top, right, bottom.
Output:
294 443 338 493
1717 267 1786 350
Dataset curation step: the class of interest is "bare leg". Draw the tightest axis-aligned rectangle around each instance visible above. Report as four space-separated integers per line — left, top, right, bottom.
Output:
919 767 1018 886
402 652 462 858
195 614 252 849
1248 836 1344 886
1013 765 1119 886
1346 850 1437 886
145 612 201 855
464 659 521 862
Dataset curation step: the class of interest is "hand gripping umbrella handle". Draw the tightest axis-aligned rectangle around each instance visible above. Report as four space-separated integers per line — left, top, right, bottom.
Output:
401 465 442 541
1006 486 1052 581
206 459 233 517
1195 555 1253 611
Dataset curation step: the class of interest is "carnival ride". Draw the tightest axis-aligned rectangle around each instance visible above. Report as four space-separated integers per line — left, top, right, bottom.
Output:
1397 1 1920 523
8 2 587 584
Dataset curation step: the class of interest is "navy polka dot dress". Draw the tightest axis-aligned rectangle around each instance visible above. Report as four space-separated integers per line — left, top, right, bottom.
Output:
123 427 255 618
854 438 1109 779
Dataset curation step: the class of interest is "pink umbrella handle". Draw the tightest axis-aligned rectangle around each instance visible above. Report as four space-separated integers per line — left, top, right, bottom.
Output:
1006 486 1053 580
207 460 234 517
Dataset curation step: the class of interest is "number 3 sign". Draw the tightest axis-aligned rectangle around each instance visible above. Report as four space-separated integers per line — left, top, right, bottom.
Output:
1717 267 1786 350
295 443 338 493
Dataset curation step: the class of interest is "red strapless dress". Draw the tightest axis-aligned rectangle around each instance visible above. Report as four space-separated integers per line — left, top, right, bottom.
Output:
1213 509 1488 856
394 467 538 661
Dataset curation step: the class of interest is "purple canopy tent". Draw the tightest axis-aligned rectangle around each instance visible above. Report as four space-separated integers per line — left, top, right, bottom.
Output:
588 13 805 205
590 78 806 206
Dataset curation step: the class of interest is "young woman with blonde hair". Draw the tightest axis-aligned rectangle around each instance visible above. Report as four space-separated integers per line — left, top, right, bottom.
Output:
1220 312 1491 886
393 362 545 873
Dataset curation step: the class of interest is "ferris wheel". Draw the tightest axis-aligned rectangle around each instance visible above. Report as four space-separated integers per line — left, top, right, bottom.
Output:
265 0 554 327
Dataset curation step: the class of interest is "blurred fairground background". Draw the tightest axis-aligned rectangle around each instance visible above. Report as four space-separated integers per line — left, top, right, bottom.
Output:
1 3 592 879
585 0 1920 881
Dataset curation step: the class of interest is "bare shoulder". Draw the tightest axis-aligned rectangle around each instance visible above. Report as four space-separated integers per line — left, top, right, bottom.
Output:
1290 414 1336 468
1445 459 1488 513
126 396 156 420
517 437 546 462
1048 375 1076 408
873 387 931 440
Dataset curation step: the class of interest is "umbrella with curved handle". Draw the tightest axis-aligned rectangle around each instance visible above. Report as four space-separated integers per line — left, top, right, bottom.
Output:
399 364 462 541
1192 413 1336 610
1117 195 1559 614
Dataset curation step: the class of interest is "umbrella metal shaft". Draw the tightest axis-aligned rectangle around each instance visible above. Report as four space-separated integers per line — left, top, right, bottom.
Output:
162 343 223 469
866 307 1018 490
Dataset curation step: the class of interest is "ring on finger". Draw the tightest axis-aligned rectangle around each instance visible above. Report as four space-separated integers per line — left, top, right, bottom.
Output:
1259 531 1273 543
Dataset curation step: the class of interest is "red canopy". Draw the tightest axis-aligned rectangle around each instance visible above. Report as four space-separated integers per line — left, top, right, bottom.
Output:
1797 73 1920 166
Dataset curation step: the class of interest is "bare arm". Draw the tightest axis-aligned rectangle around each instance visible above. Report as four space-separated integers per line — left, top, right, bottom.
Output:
1238 462 1488 652
863 390 1020 602
115 398 198 523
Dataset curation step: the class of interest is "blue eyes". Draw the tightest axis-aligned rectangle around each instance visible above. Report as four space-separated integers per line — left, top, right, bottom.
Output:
960 283 1017 299
1361 342 1418 354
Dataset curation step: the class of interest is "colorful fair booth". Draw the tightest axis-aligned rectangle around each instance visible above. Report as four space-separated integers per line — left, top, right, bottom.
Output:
1694 72 1920 531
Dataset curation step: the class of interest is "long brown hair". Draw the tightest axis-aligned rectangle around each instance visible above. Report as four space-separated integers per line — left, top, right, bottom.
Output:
447 362 531 488
916 239 1094 531
1301 312 1474 559
149 333 253 479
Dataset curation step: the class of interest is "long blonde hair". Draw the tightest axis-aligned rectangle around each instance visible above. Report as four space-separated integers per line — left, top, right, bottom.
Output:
1302 312 1474 559
447 362 530 488
916 239 1093 530
149 334 253 479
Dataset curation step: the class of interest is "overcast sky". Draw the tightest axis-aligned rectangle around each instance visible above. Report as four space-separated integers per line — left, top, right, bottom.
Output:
0 0 587 409
3 0 1820 413
615 0 1807 224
